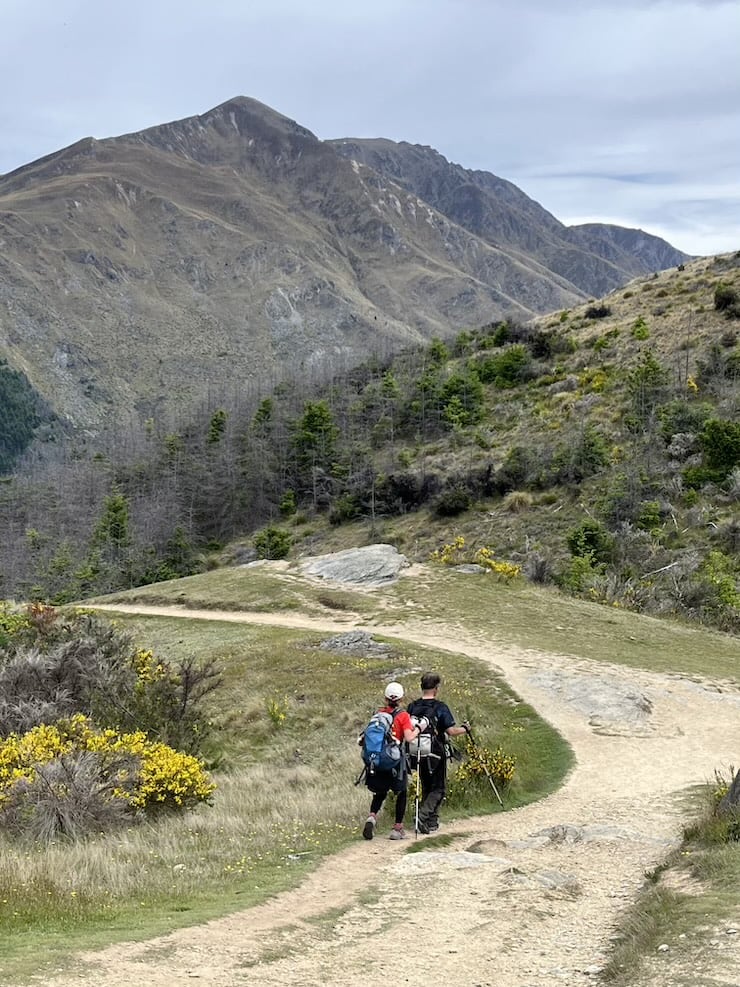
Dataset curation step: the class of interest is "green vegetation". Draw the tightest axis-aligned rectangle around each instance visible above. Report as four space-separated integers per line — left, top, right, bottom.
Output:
101 560 740 682
0 359 51 474
0 259 738 636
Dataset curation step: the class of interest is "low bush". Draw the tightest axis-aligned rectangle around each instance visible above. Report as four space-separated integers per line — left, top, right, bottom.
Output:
584 303 611 319
0 715 215 840
447 737 516 805
433 486 472 517
253 524 292 559
714 282 740 317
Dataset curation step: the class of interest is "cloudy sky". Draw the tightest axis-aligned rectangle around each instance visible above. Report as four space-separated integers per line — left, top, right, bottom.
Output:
2 0 738 256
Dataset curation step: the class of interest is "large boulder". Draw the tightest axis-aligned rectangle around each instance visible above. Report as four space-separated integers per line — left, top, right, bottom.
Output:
300 544 408 586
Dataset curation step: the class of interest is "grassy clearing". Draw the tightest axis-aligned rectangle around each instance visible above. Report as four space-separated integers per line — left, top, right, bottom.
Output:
102 562 740 681
603 785 740 985
0 614 571 982
96 563 380 619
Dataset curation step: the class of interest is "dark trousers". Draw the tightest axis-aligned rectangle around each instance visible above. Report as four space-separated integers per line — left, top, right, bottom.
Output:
367 768 408 825
416 754 446 826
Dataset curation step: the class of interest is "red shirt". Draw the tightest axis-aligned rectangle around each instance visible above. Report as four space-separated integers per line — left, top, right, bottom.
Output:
379 705 413 741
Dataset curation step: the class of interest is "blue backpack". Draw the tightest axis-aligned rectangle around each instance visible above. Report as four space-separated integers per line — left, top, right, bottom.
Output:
361 709 403 775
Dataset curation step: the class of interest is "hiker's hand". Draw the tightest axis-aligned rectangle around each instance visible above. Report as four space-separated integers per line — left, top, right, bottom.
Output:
461 720 471 734
416 716 429 733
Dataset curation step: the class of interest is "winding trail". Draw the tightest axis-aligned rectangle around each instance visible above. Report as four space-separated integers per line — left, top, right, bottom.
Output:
36 603 740 987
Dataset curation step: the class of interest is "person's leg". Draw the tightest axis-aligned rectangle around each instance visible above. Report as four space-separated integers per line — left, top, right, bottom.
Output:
417 759 436 824
394 787 408 825
388 785 408 839
422 758 447 829
363 780 389 839
369 790 386 815
418 757 446 830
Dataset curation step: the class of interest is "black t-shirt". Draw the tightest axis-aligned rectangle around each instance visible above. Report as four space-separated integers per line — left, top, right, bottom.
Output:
407 697 455 747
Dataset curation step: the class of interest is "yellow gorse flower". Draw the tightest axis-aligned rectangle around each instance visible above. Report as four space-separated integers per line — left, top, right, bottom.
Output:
0 715 214 811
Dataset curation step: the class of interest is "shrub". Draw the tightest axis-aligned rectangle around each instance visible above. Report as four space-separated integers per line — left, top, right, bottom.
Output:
433 486 472 517
658 399 712 443
584 303 611 319
0 751 134 842
449 738 516 802
473 547 521 581
0 716 215 840
699 418 740 479
329 494 361 525
279 489 297 517
566 519 614 563
253 524 292 559
0 606 220 754
523 551 553 584
477 345 530 388
502 491 534 513
636 500 664 532
429 536 466 566
631 316 650 340
558 553 608 595
494 445 535 493
714 282 739 315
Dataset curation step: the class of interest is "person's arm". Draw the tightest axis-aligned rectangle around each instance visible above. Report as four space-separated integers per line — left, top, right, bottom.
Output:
402 715 428 743
445 719 471 738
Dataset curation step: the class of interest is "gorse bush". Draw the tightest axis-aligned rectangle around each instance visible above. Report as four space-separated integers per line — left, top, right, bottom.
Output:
447 738 516 805
0 715 215 839
429 537 521 581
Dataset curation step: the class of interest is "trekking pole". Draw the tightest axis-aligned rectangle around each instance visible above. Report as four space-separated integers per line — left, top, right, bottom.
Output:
414 744 422 839
466 727 504 808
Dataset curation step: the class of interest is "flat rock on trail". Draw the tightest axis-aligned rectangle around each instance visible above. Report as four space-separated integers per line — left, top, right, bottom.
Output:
34 604 740 987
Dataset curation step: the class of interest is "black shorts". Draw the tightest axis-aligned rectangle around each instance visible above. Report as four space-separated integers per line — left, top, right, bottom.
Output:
366 766 407 795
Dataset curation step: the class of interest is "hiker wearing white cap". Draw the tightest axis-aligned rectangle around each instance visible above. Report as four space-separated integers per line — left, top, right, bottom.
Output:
360 682 426 841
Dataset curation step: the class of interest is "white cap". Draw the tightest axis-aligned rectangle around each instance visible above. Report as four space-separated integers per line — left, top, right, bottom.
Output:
384 681 404 700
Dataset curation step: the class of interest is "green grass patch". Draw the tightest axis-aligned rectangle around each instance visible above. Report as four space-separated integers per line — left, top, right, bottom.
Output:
94 564 378 619
103 563 740 680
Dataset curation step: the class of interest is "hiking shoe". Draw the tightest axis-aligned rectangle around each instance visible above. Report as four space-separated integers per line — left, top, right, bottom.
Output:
362 816 376 840
388 827 406 840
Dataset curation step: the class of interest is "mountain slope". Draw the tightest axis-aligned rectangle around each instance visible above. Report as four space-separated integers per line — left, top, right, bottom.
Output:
329 138 690 298
0 97 687 433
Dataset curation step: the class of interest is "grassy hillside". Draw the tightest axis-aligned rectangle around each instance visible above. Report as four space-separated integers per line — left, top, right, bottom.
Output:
209 250 739 634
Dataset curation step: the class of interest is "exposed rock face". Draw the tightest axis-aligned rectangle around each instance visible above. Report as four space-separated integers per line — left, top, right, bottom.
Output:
300 544 408 585
319 632 391 656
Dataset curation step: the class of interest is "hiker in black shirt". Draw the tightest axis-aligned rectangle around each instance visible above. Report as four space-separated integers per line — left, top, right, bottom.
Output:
407 671 469 834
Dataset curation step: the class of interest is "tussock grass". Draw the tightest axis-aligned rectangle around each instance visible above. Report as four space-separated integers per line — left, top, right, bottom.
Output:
0 614 570 981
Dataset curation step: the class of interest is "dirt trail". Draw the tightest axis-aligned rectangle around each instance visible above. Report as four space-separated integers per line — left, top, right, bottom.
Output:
36 603 740 987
